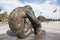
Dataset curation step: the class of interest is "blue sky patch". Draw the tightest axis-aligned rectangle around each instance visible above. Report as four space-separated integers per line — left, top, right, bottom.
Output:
57 0 60 5
19 0 46 3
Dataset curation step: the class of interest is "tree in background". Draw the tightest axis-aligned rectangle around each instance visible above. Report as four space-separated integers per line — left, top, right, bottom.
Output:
0 8 8 22
37 16 47 22
0 8 1 12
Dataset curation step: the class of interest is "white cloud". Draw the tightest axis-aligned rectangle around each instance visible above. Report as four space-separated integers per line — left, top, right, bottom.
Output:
45 0 57 4
0 0 25 13
0 0 60 19
24 0 60 19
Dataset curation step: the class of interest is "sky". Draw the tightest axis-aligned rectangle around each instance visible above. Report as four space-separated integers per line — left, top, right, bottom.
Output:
0 0 60 19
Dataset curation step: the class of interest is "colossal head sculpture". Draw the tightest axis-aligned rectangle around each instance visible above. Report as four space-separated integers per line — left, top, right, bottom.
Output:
8 5 41 38
8 5 34 38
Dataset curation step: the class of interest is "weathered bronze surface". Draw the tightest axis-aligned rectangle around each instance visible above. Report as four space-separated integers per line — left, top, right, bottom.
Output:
8 5 41 38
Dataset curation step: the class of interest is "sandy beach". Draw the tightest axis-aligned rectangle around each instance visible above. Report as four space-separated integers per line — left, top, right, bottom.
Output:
42 21 60 33
0 22 10 34
0 21 60 34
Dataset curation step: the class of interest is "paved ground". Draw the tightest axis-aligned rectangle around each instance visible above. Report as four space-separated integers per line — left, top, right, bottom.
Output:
0 31 60 40
0 22 60 40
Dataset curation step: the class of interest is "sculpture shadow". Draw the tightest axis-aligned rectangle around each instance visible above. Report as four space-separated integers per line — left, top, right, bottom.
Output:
7 30 17 37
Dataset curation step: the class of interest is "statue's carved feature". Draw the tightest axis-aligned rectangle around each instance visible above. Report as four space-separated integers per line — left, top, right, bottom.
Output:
8 5 41 38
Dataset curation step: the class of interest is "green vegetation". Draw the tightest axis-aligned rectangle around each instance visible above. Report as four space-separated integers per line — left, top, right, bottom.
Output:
37 16 60 22
37 16 48 22
0 8 8 22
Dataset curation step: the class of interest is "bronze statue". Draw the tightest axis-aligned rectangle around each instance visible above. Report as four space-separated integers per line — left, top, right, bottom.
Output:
8 5 41 38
